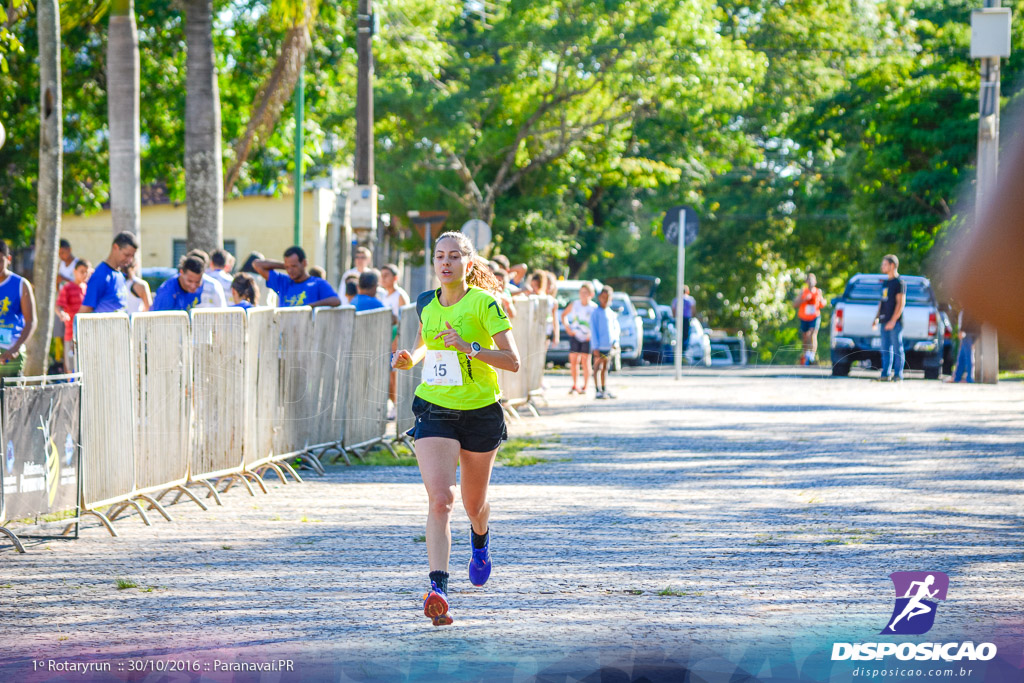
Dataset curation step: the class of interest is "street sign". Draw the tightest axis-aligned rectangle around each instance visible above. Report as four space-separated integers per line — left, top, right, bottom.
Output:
461 219 492 251
663 206 699 247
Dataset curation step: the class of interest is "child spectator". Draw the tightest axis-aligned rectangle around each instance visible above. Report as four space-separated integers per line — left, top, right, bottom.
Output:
57 259 90 373
591 285 620 399
230 273 259 310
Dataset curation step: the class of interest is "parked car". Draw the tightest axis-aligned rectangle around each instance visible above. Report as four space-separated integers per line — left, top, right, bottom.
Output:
632 296 667 362
829 273 945 379
655 305 712 366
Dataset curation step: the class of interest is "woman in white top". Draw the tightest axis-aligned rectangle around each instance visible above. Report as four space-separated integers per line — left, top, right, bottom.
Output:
122 259 152 313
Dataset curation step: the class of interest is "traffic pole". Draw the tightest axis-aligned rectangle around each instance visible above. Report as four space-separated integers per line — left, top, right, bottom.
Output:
674 209 686 381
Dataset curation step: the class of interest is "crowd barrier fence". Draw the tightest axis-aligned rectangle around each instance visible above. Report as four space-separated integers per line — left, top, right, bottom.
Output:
0 375 82 552
189 309 255 502
77 314 138 535
6 290 552 545
307 306 355 464
340 308 396 460
393 304 420 446
130 312 195 522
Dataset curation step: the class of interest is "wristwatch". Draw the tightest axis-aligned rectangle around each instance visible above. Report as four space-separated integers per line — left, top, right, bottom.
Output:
469 341 482 358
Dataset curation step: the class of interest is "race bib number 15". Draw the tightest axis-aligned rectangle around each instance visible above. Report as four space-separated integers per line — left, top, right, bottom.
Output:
423 350 463 387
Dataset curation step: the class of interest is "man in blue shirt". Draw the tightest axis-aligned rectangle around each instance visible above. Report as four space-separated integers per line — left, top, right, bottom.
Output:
151 255 205 312
253 246 340 308
79 231 138 314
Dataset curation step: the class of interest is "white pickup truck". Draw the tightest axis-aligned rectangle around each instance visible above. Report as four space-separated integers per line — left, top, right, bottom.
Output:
829 274 945 379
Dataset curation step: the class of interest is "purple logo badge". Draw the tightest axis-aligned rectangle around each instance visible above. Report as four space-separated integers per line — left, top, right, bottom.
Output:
881 571 949 635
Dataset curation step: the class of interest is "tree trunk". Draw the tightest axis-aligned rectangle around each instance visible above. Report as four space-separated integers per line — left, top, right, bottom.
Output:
28 0 62 377
108 0 142 258
184 0 223 254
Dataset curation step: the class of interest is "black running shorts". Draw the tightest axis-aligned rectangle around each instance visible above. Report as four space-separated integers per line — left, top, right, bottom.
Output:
569 337 590 354
407 396 508 453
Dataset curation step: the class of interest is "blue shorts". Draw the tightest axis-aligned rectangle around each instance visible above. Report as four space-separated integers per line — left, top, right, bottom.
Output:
407 396 507 453
799 317 820 334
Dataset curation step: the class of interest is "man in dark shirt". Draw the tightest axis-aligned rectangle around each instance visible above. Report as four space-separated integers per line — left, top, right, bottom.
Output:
873 254 906 381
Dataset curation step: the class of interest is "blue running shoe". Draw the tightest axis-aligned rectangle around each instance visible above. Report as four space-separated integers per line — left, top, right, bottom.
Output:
423 582 453 626
468 531 492 586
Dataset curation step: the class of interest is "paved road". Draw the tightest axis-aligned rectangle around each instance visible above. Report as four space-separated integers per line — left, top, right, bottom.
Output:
1 367 1022 681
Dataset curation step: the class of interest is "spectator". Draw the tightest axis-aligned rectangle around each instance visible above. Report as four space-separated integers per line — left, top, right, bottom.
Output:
949 309 979 383
57 259 89 372
561 282 597 395
208 248 235 301
80 231 138 314
254 246 341 308
872 254 906 382
339 246 387 300
343 276 358 304
492 254 510 271
122 258 152 313
309 265 327 280
230 273 259 310
492 269 517 320
793 274 827 366
239 251 278 307
186 249 228 308
380 264 410 319
56 238 80 287
151 255 206 312
352 270 388 313
591 285 620 399
0 239 37 378
672 285 697 354
508 262 528 291
531 270 559 347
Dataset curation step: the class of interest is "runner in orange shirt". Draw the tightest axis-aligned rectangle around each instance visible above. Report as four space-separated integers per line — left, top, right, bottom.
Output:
793 273 827 366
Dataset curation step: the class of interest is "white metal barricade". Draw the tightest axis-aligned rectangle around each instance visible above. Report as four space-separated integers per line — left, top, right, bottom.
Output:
245 308 278 471
77 313 137 534
307 306 355 464
342 308 395 458
267 307 312 482
526 296 549 409
189 309 255 501
393 303 420 444
497 296 533 418
130 312 201 520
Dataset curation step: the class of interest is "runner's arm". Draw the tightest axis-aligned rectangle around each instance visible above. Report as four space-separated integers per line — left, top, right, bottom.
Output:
473 328 520 373
393 323 426 369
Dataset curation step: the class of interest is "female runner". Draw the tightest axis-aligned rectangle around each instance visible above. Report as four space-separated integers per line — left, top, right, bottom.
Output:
392 231 521 626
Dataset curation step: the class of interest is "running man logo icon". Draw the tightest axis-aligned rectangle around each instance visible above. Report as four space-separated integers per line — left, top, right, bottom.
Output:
0 297 9 315
881 571 949 635
286 291 307 307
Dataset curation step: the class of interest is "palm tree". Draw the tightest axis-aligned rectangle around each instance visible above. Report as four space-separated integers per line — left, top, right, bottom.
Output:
28 0 62 377
107 0 141 252
183 0 223 253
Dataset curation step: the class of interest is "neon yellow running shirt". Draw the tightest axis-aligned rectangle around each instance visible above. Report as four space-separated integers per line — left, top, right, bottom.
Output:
415 286 512 410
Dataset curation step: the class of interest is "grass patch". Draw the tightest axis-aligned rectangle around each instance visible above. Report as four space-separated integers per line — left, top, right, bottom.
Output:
623 588 644 595
658 587 703 597
352 443 418 467
413 535 426 543
115 578 138 590
0 583 11 589
998 370 1024 381
495 436 560 467
221 545 232 550
300 516 322 523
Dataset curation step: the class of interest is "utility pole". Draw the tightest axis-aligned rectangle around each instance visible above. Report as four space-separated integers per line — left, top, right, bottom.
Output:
971 1 1011 383
356 0 374 189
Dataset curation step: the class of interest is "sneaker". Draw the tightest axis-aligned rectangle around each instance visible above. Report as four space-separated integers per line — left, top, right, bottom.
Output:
603 390 616 399
468 531 492 587
569 386 580 395
423 582 453 626
595 390 605 399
